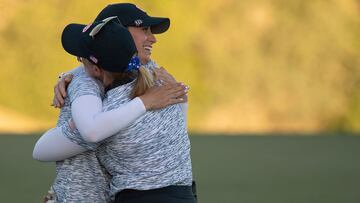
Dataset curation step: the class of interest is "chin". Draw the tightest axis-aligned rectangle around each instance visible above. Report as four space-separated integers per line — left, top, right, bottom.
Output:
139 56 151 64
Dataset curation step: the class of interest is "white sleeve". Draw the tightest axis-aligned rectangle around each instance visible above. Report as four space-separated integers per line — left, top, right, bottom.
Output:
32 127 87 162
71 95 146 143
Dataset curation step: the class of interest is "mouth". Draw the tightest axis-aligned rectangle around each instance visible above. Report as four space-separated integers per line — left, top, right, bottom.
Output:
144 45 152 53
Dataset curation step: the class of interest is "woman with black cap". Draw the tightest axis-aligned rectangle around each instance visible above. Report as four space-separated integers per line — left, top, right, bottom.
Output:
53 3 176 108
33 17 189 202
58 15 196 203
34 5 194 202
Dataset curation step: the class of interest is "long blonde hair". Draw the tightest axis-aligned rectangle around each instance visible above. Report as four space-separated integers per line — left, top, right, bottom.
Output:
104 65 155 99
131 66 155 98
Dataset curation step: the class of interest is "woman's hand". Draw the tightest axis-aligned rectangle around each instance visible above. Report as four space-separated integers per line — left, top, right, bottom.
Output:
153 67 177 85
52 73 73 108
139 83 189 110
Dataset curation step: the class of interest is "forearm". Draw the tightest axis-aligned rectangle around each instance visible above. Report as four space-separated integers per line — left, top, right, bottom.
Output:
72 96 146 143
32 127 87 162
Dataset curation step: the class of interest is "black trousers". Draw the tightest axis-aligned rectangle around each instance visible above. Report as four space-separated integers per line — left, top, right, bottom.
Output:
115 182 198 203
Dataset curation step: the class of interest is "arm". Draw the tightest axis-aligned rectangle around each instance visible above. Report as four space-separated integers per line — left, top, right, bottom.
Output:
33 84 188 161
71 95 146 143
32 96 144 162
33 127 87 162
71 83 188 143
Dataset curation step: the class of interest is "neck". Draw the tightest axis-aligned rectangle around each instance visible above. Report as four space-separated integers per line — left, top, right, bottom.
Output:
140 58 151 65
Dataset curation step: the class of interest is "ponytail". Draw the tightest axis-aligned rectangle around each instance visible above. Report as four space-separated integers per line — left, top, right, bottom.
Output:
91 61 155 99
131 66 155 99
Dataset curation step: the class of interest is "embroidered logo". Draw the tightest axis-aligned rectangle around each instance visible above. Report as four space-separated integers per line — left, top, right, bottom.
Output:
134 19 143 26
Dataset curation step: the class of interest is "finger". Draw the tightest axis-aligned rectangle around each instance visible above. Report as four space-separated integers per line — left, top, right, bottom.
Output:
178 94 188 102
52 86 58 107
167 87 188 98
160 67 174 79
154 67 164 74
53 98 60 108
54 86 65 107
155 69 176 84
50 100 56 108
52 95 59 107
154 69 165 80
59 80 67 98
160 83 174 91
162 84 180 93
153 68 160 74
185 85 190 91
61 74 73 97
160 67 171 76
166 97 186 105
145 85 156 92
64 74 73 83
163 82 184 90
157 67 170 77
160 66 166 72
167 83 187 93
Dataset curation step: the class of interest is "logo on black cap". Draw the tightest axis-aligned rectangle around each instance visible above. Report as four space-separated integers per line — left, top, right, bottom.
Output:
134 19 143 26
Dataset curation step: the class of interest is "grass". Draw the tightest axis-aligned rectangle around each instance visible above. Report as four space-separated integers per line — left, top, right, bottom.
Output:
0 134 359 203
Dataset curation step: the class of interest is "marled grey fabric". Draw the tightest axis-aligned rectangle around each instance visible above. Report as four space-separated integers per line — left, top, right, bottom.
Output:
97 76 193 198
53 66 111 203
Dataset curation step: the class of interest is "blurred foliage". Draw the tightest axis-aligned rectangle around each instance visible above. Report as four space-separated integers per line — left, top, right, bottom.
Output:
0 0 359 133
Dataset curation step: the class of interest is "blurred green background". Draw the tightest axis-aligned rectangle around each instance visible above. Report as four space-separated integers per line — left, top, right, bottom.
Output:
1 134 360 203
1 0 360 202
0 0 359 133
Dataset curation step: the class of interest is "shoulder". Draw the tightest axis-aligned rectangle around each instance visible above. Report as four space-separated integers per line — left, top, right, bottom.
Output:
68 68 104 102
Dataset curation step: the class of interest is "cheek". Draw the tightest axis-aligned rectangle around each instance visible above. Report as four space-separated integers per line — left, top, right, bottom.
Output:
132 36 142 49
135 33 147 43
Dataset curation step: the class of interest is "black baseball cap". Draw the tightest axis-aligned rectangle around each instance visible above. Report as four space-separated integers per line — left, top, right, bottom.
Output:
61 17 137 73
95 3 170 34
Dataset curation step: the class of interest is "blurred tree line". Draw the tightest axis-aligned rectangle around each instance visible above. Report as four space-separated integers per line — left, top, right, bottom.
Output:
0 0 359 133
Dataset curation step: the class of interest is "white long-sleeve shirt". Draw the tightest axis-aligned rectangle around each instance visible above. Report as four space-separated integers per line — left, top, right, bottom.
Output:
33 64 188 162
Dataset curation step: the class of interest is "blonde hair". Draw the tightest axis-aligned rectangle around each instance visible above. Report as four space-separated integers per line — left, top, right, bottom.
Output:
104 65 155 99
131 66 155 98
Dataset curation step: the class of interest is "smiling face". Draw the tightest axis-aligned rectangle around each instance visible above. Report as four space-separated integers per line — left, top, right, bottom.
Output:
127 26 157 64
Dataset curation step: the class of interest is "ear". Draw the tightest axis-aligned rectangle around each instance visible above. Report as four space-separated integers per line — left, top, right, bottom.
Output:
92 65 102 77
